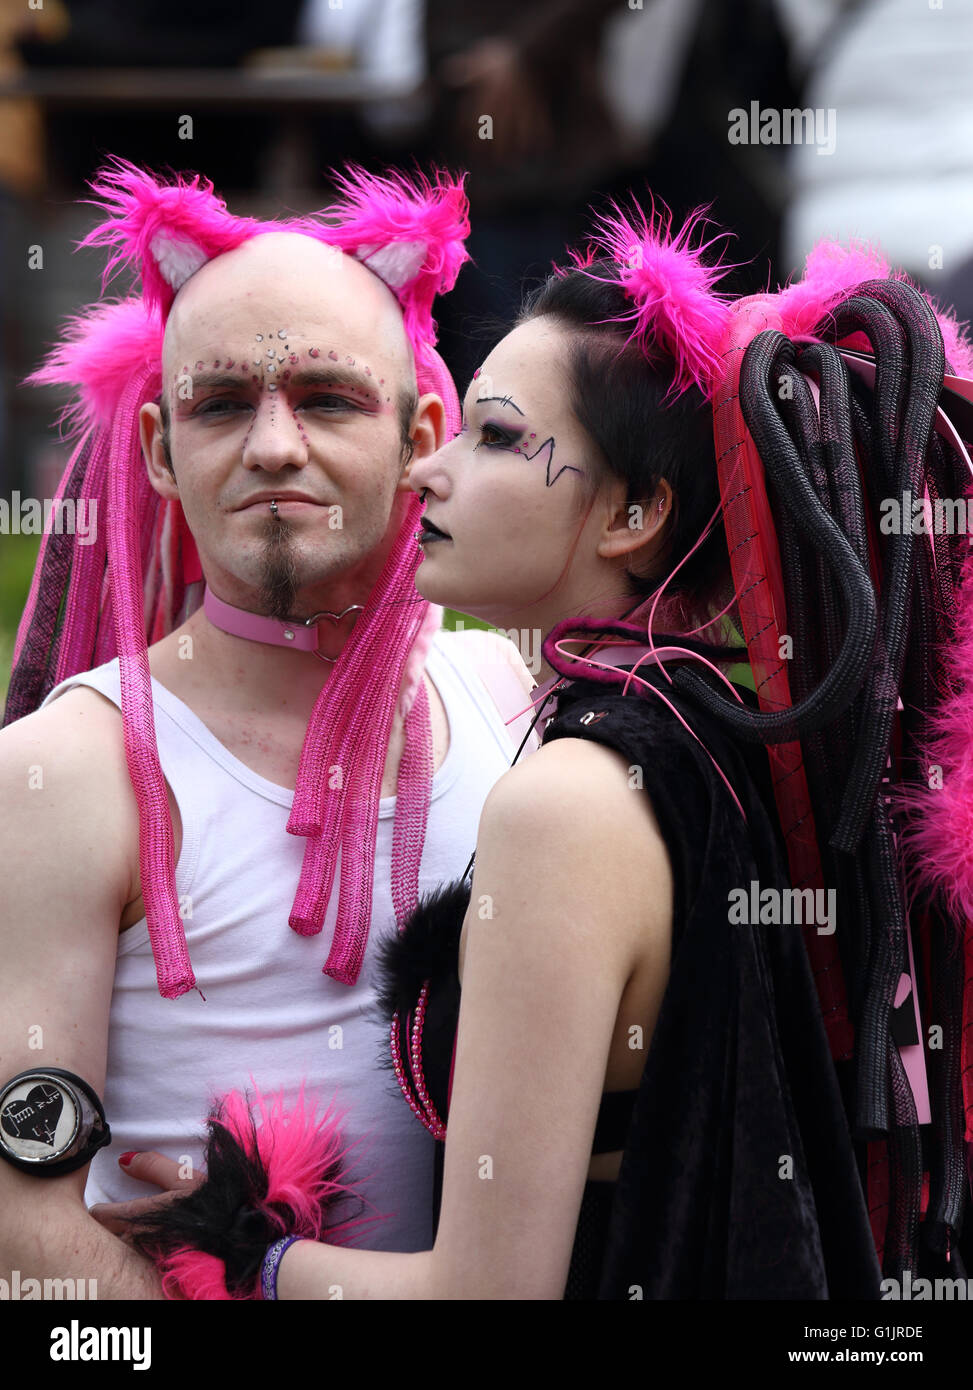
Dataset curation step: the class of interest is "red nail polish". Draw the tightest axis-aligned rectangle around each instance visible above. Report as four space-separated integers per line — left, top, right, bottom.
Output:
118 1151 137 1167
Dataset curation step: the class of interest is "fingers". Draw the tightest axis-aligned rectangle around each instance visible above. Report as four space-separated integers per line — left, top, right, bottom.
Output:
119 1149 201 1192
88 1201 134 1237
90 1191 186 1237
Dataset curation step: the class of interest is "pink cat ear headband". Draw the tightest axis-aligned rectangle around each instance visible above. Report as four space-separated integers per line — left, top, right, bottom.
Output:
12 158 470 999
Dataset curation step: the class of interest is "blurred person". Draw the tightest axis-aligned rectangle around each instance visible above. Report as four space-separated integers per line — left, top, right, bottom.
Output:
783 0 973 277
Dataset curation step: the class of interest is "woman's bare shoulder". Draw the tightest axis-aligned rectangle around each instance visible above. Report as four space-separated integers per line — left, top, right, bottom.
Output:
474 735 672 942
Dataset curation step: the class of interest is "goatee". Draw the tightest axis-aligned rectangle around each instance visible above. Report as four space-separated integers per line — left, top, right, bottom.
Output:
257 515 299 620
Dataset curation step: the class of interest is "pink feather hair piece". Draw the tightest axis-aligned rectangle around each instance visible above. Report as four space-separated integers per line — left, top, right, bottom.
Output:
26 297 163 436
776 238 890 339
158 1085 378 1301
572 198 736 398
777 236 973 376
898 546 973 925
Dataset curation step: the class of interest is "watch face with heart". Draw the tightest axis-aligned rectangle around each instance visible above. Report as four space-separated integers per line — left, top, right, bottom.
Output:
0 1075 80 1163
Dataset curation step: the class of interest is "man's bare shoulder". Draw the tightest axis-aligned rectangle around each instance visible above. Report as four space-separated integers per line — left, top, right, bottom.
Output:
0 684 127 768
0 688 138 886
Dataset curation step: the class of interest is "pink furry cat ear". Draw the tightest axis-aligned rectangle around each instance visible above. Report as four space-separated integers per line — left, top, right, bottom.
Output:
318 165 471 363
575 197 736 398
777 237 973 378
78 156 259 317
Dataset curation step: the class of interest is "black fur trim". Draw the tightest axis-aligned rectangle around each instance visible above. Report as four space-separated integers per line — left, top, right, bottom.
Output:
374 876 470 1021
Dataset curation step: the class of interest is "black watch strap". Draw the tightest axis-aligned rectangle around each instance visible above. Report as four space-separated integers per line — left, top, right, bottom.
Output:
0 1069 111 1177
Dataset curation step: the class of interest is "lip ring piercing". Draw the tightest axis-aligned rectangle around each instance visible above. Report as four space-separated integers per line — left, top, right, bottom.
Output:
269 498 279 517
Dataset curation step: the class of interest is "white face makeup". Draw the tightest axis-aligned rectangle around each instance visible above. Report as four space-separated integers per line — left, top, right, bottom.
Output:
407 316 598 629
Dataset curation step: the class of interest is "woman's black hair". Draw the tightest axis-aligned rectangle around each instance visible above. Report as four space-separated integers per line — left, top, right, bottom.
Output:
517 261 734 633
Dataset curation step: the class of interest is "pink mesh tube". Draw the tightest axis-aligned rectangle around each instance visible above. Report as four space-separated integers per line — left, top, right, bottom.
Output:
107 369 194 997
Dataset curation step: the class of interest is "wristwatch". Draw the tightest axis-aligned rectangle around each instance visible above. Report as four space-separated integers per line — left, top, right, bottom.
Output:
0 1069 111 1176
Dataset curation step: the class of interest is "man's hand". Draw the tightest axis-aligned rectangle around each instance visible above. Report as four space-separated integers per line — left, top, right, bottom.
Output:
90 1152 202 1240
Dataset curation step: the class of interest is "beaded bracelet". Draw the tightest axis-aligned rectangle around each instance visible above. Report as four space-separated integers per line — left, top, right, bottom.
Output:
260 1234 304 1301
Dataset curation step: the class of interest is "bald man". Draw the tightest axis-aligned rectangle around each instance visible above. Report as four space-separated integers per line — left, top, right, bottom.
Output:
0 229 529 1297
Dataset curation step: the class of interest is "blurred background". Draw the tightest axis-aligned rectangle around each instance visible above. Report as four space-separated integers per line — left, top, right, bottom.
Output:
1 0 972 696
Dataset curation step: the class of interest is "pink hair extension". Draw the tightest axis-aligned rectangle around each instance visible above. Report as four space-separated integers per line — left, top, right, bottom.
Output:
572 196 736 398
287 352 460 981
108 368 192 996
159 1084 377 1300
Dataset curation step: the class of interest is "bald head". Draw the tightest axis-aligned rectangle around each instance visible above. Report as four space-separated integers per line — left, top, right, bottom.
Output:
158 232 417 447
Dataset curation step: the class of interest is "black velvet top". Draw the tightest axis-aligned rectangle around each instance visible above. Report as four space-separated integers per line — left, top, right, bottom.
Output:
377 668 883 1300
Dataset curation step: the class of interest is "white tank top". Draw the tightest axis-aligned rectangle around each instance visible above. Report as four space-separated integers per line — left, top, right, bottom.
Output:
40 630 517 1251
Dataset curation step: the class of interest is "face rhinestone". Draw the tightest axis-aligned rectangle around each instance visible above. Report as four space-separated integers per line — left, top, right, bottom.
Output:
255 334 263 341
278 329 287 338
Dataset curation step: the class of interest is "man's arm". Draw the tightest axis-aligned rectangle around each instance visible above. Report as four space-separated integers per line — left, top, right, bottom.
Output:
0 689 165 1299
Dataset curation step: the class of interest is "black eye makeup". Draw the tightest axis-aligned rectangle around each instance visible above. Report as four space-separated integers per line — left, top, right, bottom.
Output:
457 393 584 486
473 420 524 451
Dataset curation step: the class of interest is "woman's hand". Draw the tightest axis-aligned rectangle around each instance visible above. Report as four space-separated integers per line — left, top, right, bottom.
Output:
89 1151 203 1240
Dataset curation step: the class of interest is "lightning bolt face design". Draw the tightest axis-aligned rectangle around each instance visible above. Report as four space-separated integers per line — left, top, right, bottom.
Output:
522 436 584 488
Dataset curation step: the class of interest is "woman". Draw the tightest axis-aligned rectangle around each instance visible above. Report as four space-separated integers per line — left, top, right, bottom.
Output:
94 198 973 1299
